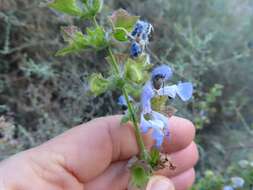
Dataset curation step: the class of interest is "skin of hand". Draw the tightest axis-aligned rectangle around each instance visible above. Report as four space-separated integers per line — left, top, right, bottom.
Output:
0 115 198 190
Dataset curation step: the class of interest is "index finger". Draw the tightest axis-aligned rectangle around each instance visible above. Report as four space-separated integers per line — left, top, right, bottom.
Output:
36 115 195 183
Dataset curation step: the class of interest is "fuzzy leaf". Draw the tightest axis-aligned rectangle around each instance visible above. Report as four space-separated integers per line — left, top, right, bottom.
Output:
56 26 88 56
89 73 109 96
113 27 129 41
48 0 83 16
115 77 125 89
124 58 148 84
124 83 142 99
57 26 107 56
85 0 104 16
109 9 139 41
85 26 107 49
149 148 160 168
131 164 150 188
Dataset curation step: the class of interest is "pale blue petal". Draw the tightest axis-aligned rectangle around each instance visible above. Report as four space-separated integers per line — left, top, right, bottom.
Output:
141 82 155 113
153 111 170 144
140 114 152 133
152 111 168 127
151 65 173 81
231 177 245 188
223 186 234 190
117 95 133 106
140 111 169 148
158 85 177 98
176 82 193 101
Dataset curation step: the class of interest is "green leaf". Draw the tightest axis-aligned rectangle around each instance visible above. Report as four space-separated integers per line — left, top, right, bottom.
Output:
149 148 160 168
48 0 83 16
113 27 128 41
109 9 139 41
121 113 131 124
124 83 142 99
81 0 103 18
56 26 88 56
87 0 103 15
131 164 150 188
89 73 109 96
114 77 125 89
124 58 148 84
85 26 107 49
56 26 107 56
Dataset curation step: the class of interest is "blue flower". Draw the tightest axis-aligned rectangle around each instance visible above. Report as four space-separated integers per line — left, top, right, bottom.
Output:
231 177 245 188
130 42 142 57
131 20 153 41
223 186 234 190
158 82 193 101
141 82 155 114
140 111 169 148
176 82 193 101
151 65 173 81
141 81 193 114
118 95 133 106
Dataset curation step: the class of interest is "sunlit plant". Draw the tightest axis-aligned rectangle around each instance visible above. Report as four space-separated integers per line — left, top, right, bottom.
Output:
46 0 193 188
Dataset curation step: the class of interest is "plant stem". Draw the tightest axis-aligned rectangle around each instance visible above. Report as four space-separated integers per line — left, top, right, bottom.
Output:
108 47 148 160
93 16 99 27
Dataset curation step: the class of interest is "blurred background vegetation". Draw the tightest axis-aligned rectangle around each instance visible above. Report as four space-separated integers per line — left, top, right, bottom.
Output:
0 0 252 189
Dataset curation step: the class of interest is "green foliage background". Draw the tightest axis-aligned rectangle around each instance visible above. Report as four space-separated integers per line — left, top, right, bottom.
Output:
0 0 252 189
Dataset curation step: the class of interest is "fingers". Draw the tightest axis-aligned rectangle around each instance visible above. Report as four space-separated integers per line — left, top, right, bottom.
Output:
171 168 195 190
83 142 198 190
146 176 175 190
163 116 195 153
83 161 130 190
145 169 195 190
83 163 194 190
34 115 195 184
157 142 199 177
37 115 137 183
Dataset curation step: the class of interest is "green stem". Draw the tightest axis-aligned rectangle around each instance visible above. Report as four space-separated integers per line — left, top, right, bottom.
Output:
108 47 148 160
93 16 99 27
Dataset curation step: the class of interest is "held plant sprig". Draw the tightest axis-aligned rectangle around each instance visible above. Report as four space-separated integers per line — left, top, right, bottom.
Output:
46 0 193 188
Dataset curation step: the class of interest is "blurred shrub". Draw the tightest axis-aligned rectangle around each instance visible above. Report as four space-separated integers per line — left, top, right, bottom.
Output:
192 158 253 190
191 170 224 190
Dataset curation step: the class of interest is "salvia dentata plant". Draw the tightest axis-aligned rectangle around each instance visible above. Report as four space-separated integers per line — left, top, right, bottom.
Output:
46 0 193 188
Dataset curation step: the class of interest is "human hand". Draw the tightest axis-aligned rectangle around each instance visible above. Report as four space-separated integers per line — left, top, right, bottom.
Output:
0 115 198 190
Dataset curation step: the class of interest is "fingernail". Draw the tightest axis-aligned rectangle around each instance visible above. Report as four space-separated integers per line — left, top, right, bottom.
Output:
147 176 175 190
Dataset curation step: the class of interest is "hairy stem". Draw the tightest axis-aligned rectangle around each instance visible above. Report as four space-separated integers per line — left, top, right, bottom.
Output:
108 47 148 160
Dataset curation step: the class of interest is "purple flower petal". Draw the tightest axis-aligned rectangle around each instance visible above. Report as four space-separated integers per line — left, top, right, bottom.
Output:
151 65 173 81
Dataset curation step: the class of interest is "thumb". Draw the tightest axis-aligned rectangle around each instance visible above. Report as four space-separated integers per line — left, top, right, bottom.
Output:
146 176 175 190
